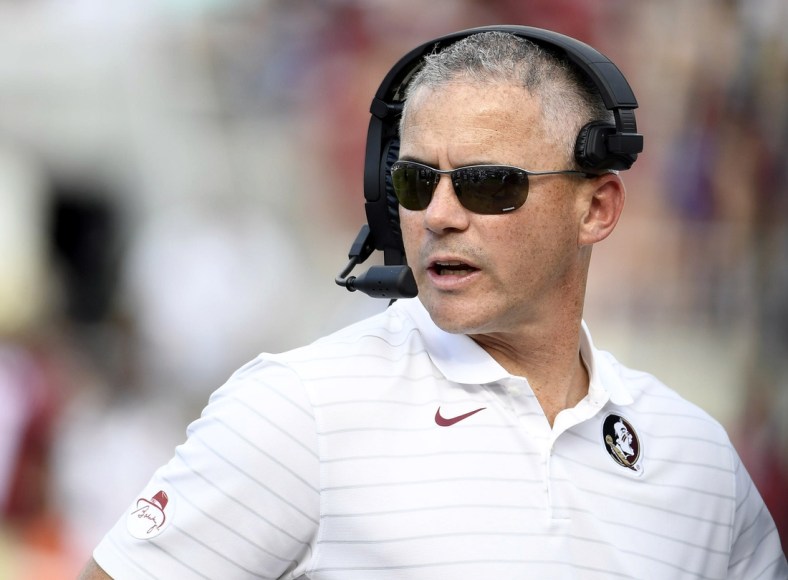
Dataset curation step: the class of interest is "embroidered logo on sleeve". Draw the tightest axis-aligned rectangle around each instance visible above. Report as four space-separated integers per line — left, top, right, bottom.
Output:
602 414 643 474
127 487 175 539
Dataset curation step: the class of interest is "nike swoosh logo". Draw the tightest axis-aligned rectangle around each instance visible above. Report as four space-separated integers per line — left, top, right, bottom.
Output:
435 406 486 427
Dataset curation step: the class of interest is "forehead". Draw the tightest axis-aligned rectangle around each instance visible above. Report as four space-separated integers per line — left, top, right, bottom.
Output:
399 81 555 165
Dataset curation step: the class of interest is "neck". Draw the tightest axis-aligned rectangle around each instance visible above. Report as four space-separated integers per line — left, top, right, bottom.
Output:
472 323 588 426
470 289 589 427
471 251 593 426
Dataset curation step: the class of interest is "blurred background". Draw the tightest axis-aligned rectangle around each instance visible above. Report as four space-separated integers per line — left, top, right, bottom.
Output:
0 0 785 576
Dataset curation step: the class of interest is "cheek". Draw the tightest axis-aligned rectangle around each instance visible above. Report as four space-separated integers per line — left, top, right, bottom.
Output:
495 209 576 281
399 211 421 261
526 197 580 248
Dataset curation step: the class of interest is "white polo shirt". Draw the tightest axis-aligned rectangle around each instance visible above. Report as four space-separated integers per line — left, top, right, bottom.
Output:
94 298 787 579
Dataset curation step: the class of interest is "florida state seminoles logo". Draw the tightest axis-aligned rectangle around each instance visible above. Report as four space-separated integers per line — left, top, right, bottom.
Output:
602 414 643 473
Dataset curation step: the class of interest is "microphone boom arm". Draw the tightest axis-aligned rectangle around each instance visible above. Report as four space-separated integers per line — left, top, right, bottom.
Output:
335 225 418 299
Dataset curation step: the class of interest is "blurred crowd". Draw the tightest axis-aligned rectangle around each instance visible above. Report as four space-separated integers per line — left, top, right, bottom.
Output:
0 0 785 576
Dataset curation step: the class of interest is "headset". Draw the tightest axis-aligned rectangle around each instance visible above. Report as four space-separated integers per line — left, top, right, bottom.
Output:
335 24 643 299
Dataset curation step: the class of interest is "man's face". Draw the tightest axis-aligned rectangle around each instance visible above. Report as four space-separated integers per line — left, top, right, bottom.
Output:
398 81 589 337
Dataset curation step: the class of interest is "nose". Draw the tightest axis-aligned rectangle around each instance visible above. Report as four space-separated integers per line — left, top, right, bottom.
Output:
422 174 471 234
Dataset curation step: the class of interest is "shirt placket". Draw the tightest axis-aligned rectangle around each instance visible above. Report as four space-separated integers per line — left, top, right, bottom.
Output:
493 377 609 522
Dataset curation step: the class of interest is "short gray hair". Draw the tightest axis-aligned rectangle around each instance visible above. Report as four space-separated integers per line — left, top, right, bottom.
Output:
400 31 613 167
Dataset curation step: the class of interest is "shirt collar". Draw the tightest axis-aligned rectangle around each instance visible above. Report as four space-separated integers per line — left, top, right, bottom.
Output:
580 320 634 406
396 298 511 384
395 298 633 405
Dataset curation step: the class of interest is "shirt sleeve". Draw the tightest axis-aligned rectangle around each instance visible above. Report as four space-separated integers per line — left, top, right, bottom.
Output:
726 449 788 578
92 358 320 580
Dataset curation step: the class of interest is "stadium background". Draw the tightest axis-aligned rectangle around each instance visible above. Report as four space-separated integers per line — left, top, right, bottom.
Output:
0 0 785 576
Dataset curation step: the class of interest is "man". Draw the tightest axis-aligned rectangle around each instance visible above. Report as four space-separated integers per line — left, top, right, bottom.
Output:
80 28 786 579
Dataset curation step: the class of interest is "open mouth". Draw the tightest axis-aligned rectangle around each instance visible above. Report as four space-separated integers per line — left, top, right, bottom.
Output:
430 260 479 276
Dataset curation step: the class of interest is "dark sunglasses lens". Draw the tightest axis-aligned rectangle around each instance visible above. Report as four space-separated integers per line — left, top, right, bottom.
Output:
391 162 529 214
391 163 436 210
453 167 529 214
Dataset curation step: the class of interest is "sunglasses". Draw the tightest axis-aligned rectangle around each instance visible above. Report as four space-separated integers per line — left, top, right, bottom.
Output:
390 160 591 215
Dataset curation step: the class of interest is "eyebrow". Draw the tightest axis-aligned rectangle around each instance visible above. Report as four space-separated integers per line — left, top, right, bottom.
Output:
395 157 515 168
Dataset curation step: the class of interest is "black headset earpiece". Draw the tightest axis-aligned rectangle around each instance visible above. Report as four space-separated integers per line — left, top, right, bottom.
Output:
576 121 623 171
336 24 643 299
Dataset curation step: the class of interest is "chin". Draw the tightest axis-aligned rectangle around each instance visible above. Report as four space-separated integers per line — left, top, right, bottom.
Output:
422 299 490 335
433 319 475 335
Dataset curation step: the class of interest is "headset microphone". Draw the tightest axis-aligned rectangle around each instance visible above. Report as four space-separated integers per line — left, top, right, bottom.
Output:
334 225 418 299
343 264 418 299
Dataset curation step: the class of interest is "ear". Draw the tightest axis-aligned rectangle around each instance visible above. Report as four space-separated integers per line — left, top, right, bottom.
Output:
577 172 626 246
